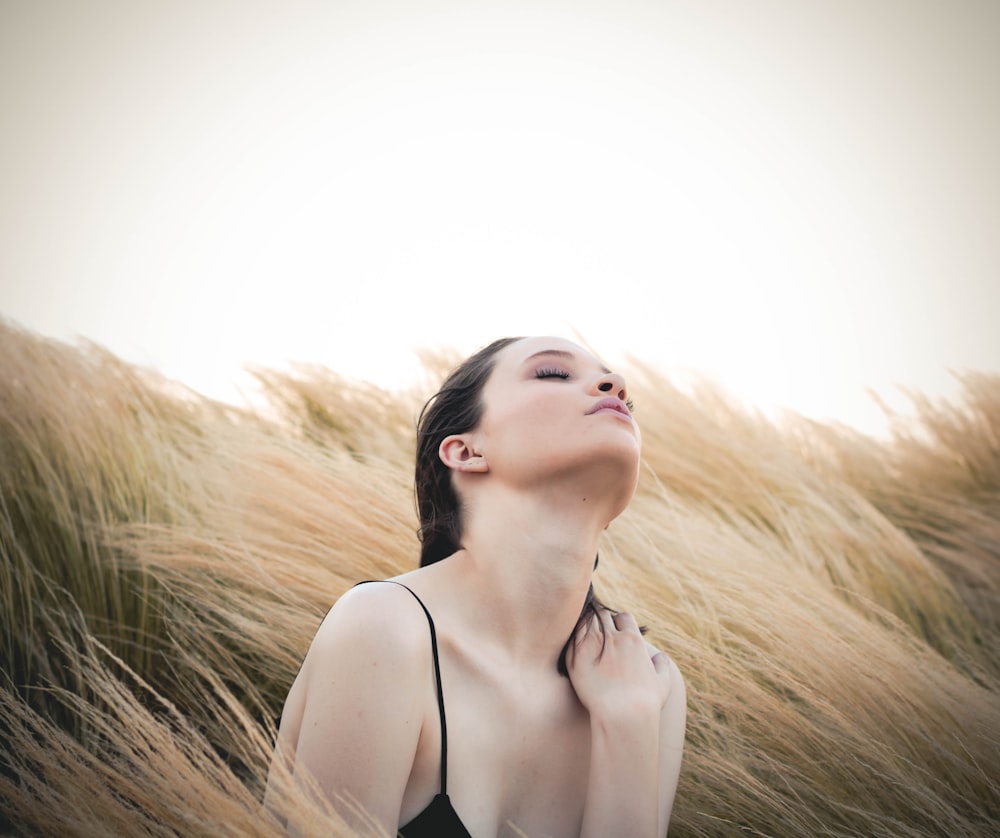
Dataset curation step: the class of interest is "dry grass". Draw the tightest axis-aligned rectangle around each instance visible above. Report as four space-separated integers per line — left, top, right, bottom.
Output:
1 320 998 836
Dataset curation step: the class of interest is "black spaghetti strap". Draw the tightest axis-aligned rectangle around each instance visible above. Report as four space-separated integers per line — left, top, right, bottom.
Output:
354 580 449 796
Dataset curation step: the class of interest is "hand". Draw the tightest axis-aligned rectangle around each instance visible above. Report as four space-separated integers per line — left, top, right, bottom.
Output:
566 608 673 720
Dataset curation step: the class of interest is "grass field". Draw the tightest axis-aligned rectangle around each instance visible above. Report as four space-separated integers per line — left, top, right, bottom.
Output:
2 320 998 836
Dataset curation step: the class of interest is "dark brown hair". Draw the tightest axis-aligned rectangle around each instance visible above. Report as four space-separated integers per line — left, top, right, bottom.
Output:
413 337 637 676
414 337 524 567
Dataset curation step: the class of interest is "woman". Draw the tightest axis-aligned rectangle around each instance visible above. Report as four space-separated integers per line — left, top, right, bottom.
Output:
268 336 686 837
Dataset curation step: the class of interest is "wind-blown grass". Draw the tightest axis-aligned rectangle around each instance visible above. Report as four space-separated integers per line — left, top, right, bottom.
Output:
1 320 998 836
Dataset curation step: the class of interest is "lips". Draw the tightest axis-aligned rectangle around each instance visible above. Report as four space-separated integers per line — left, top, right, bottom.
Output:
586 397 632 419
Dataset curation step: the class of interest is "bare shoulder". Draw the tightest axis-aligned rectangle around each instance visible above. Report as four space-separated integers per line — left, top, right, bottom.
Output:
272 581 437 832
645 642 686 834
645 642 685 692
646 641 686 763
280 581 434 741
304 581 433 672
646 640 687 746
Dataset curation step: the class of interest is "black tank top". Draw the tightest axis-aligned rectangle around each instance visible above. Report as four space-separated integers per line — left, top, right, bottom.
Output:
355 581 473 838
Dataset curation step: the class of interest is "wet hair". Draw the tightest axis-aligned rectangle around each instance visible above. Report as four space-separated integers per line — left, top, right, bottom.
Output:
414 337 641 676
415 337 523 567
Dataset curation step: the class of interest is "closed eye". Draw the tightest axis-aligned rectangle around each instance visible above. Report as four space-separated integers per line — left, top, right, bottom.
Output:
535 367 570 380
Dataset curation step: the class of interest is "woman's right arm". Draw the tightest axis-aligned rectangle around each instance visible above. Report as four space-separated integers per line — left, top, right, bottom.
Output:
270 584 430 835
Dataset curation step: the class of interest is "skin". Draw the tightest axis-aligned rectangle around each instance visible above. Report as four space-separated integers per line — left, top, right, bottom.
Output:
268 336 686 837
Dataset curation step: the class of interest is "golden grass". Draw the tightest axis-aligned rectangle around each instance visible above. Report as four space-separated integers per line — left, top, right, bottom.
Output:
1 320 998 836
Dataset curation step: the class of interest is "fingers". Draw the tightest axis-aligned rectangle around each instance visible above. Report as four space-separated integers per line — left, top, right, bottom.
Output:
611 610 640 634
596 606 617 635
582 608 641 640
569 608 642 673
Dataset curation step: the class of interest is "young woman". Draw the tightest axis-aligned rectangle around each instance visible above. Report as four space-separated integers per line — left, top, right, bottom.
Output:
268 336 686 837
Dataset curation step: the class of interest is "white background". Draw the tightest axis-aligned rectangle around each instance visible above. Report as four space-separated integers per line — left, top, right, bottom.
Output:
2 1 998 434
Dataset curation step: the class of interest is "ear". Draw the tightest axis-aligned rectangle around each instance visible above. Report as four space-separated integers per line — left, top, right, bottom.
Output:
439 434 489 473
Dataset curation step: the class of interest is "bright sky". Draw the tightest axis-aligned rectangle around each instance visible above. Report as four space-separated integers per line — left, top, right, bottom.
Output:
2 1 998 435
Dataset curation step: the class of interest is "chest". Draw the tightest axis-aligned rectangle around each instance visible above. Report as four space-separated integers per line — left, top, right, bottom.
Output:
443 664 593 837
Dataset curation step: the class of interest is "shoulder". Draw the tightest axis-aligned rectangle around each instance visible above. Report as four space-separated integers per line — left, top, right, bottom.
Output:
323 580 431 630
307 581 433 664
646 642 686 744
645 641 682 672
278 581 439 829
645 644 686 833
290 581 438 751
294 581 437 707
645 642 687 709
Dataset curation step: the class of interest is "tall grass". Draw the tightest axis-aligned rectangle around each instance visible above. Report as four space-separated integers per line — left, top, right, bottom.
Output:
1 320 998 836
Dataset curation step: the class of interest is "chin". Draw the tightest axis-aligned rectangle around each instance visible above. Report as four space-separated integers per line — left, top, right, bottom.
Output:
519 439 641 499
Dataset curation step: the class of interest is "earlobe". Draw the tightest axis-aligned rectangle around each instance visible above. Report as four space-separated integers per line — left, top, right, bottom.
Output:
439 435 490 473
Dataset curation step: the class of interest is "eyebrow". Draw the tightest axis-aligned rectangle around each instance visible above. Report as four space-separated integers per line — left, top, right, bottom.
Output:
523 349 611 375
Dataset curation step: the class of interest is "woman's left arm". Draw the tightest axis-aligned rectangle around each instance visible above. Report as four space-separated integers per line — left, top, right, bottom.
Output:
568 609 685 838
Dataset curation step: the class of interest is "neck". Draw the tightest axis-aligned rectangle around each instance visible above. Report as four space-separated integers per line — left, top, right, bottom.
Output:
449 484 610 671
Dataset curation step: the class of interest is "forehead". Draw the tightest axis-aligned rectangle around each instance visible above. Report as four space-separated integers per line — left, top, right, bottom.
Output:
493 336 607 374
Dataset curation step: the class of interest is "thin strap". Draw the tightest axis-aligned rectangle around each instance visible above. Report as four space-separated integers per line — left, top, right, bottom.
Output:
354 580 449 795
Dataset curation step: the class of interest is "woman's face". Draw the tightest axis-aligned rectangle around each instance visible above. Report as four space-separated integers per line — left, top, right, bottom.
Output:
468 336 641 501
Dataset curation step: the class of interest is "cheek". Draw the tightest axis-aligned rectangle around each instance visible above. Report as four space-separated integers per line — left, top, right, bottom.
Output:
486 415 558 461
480 411 575 474
482 400 567 441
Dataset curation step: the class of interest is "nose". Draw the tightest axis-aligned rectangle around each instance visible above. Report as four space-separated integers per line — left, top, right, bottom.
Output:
594 371 628 403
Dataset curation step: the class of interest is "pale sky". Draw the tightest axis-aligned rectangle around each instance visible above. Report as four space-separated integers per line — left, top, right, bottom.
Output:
2 1 998 435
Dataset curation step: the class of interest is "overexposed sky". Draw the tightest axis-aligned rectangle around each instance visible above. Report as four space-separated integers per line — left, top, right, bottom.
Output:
2 0 998 434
